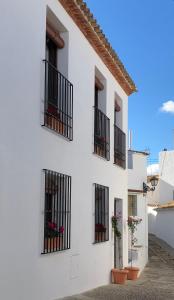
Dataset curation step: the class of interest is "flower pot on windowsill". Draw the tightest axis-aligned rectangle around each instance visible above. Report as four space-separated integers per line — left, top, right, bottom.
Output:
111 269 128 284
45 113 64 135
95 224 106 242
95 232 106 242
44 236 63 252
124 267 139 280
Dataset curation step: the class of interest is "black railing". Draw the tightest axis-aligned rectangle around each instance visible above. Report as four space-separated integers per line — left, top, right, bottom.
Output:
94 183 109 243
43 60 73 140
42 169 71 254
114 125 126 169
94 107 110 160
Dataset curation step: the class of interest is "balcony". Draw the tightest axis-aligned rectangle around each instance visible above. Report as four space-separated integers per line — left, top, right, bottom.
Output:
43 60 73 140
114 125 126 169
94 107 110 160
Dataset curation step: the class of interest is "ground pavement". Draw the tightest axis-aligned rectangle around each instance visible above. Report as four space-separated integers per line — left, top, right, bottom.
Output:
60 234 174 300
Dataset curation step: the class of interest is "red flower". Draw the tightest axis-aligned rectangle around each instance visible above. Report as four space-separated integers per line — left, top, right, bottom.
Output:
48 222 57 230
59 226 64 233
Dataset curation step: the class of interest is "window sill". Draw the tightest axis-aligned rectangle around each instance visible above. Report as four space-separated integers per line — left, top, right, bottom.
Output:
93 240 109 245
113 162 126 170
93 152 110 162
42 113 73 141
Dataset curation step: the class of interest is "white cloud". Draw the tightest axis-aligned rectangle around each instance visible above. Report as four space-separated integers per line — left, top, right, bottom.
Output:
160 100 174 114
147 164 159 176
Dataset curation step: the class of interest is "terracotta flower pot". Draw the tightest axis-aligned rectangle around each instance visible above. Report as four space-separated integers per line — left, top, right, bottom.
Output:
111 268 128 284
125 267 139 280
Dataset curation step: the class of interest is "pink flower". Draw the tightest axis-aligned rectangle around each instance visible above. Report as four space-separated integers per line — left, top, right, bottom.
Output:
48 222 57 230
59 226 64 233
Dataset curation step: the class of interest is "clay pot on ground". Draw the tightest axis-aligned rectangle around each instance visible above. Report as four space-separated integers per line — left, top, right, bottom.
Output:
111 268 128 284
125 267 140 280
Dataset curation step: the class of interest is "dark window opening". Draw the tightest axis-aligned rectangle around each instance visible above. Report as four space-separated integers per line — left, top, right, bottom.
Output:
95 85 99 108
43 33 73 140
42 169 71 254
114 125 126 169
94 183 109 243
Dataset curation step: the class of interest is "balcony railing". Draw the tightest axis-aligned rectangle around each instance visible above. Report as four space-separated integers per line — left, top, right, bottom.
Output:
114 125 126 168
43 60 73 140
94 107 110 160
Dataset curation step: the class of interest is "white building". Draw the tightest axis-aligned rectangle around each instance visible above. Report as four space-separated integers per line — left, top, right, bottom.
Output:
148 150 174 248
128 150 149 271
0 1 136 300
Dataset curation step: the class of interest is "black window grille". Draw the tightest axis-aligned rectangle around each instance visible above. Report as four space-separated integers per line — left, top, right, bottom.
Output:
43 60 73 140
94 107 110 160
114 125 126 169
42 169 71 254
94 183 109 243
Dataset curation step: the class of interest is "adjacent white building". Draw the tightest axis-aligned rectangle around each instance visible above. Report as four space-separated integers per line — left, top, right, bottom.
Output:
0 1 137 299
148 150 174 248
128 150 149 271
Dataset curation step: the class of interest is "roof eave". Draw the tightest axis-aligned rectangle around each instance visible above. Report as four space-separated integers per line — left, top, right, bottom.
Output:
59 0 137 96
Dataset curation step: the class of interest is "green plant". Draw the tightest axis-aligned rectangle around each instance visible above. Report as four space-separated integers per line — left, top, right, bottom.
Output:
112 215 121 238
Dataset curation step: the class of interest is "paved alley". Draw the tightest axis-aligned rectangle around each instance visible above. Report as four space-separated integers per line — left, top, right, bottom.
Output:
60 234 174 300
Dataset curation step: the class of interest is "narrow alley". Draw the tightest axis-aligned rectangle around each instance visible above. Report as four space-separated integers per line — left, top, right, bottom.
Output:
61 234 174 300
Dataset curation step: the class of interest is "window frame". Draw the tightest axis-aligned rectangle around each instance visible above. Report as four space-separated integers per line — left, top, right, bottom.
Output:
94 183 109 244
42 169 71 254
128 194 137 216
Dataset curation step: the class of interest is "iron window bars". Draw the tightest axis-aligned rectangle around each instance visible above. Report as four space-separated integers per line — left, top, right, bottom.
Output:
42 169 71 254
114 125 126 169
94 183 109 243
43 60 73 140
94 107 110 160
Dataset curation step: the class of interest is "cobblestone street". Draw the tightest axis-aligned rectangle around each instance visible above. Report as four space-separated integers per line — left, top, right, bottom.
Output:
61 234 174 300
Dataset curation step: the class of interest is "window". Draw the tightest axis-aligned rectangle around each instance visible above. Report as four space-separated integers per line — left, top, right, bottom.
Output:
94 184 109 243
43 21 73 140
94 76 110 160
128 150 133 169
128 195 137 216
42 169 71 254
114 97 126 168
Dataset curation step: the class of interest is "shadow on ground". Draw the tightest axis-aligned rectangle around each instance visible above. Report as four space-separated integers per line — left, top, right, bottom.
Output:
60 234 174 300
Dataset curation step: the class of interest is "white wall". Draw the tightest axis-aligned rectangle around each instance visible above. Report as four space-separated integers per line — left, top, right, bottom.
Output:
128 151 148 271
128 152 147 190
147 184 160 205
148 207 174 248
148 151 174 205
148 151 174 244
159 151 174 204
0 1 129 300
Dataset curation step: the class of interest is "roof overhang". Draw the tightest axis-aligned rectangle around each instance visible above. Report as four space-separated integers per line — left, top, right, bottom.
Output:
59 0 137 96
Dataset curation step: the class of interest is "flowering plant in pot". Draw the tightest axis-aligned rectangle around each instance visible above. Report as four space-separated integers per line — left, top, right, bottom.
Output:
111 213 128 284
44 222 65 251
125 216 142 280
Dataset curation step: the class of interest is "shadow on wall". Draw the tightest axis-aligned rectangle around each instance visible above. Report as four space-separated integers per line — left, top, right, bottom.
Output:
148 179 174 249
159 179 174 204
148 178 174 236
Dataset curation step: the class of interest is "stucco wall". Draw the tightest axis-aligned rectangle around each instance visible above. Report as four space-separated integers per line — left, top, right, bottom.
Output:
148 207 174 248
128 152 148 271
128 152 147 190
159 151 174 204
0 1 129 300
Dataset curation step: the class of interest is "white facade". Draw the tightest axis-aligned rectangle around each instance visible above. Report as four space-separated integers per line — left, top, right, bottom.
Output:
148 150 174 206
148 151 174 246
0 1 134 300
148 207 174 248
128 150 148 271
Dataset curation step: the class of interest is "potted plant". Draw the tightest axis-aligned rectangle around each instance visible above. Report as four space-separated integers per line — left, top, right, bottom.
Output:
44 222 64 251
111 214 128 284
95 223 106 242
125 216 142 280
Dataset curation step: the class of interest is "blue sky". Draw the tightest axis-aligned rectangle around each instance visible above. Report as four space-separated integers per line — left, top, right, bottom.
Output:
85 0 174 160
